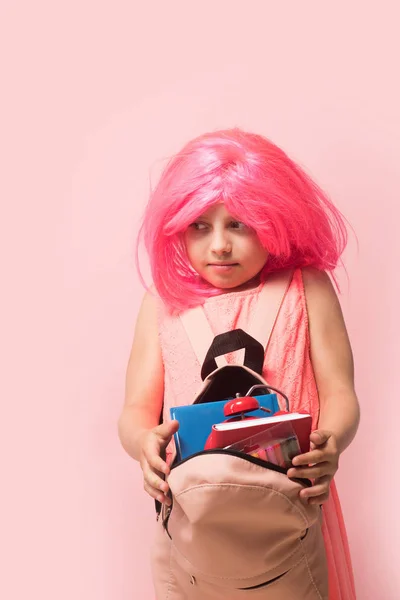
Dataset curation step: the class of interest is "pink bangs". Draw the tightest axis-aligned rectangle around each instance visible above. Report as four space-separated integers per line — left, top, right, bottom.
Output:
136 129 348 312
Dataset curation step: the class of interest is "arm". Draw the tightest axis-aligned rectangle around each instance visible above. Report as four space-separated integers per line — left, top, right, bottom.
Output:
303 267 360 453
118 291 178 505
118 290 164 462
287 268 360 503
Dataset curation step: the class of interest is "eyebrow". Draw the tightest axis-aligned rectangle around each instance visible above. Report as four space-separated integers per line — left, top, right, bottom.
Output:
196 214 239 223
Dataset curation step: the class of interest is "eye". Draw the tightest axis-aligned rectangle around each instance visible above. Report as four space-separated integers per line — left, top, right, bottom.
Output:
229 221 246 230
189 222 208 231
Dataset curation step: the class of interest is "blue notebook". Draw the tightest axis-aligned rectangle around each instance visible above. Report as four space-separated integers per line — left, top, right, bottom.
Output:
170 393 280 462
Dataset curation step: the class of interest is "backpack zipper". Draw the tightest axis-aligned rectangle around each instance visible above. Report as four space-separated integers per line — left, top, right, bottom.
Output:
163 450 312 538
171 448 312 487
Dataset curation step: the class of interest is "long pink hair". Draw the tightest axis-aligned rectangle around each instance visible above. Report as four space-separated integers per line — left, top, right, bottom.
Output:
137 128 348 312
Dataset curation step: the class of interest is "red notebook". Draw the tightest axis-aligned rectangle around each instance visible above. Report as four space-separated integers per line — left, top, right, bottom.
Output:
208 412 312 454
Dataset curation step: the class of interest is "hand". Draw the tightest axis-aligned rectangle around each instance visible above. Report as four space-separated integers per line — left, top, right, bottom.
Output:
287 430 339 505
139 420 179 506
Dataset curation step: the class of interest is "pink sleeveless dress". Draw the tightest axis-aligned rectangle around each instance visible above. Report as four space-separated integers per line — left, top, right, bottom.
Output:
157 268 356 600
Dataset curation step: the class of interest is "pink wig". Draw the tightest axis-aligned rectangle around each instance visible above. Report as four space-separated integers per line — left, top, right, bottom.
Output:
137 128 348 312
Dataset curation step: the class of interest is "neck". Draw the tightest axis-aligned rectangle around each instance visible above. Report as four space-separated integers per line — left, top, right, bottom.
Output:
215 274 263 295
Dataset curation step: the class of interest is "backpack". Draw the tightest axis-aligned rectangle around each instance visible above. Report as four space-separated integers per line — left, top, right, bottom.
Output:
151 270 328 599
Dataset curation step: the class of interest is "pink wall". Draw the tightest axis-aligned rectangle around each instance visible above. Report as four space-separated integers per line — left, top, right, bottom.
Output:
2 2 398 598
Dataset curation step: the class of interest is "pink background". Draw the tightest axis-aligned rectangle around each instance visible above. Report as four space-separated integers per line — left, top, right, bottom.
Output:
1 2 398 599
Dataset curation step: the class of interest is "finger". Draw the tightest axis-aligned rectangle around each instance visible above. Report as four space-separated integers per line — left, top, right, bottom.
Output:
143 481 171 506
143 447 170 476
300 476 331 500
291 448 326 467
142 463 170 495
304 492 330 505
310 430 332 446
155 420 180 442
287 463 333 480
143 480 162 500
142 435 171 475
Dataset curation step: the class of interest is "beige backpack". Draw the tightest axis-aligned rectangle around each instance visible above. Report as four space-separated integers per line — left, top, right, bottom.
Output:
151 271 328 599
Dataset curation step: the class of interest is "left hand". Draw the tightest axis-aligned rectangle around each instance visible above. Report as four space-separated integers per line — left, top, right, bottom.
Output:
287 430 339 505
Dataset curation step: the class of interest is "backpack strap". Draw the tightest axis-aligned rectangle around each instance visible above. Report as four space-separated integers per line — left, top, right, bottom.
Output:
200 329 264 380
247 269 294 352
179 305 228 369
179 269 293 372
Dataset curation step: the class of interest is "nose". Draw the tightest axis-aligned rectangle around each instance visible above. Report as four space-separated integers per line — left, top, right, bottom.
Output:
210 229 232 256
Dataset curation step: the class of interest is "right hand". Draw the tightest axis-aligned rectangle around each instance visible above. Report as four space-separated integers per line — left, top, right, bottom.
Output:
139 420 179 506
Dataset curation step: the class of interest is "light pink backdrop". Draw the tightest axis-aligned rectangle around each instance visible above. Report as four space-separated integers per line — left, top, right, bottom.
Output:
1 2 398 599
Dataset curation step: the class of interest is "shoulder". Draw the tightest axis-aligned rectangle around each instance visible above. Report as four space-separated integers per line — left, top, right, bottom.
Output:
300 267 338 308
281 267 335 311
138 284 165 312
300 268 347 339
135 287 162 332
136 286 177 337
138 288 157 314
128 289 164 378
301 266 333 289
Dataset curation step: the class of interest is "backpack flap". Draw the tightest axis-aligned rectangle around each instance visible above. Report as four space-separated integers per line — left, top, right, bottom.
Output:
166 451 327 592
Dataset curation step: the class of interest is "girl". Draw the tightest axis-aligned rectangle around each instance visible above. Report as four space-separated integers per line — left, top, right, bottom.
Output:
119 129 360 599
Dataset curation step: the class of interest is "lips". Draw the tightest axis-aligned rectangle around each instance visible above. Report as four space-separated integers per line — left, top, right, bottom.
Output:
208 262 238 266
207 263 239 272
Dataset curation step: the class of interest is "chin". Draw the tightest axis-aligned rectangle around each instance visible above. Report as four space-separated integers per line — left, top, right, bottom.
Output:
216 282 239 290
207 272 263 292
206 277 247 290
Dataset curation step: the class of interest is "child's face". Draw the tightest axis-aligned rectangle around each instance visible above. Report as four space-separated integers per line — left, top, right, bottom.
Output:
184 203 269 290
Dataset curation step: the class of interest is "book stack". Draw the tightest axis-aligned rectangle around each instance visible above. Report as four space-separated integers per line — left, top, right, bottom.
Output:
170 394 311 467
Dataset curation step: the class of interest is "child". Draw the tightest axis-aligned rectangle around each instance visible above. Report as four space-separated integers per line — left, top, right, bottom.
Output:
118 129 360 599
